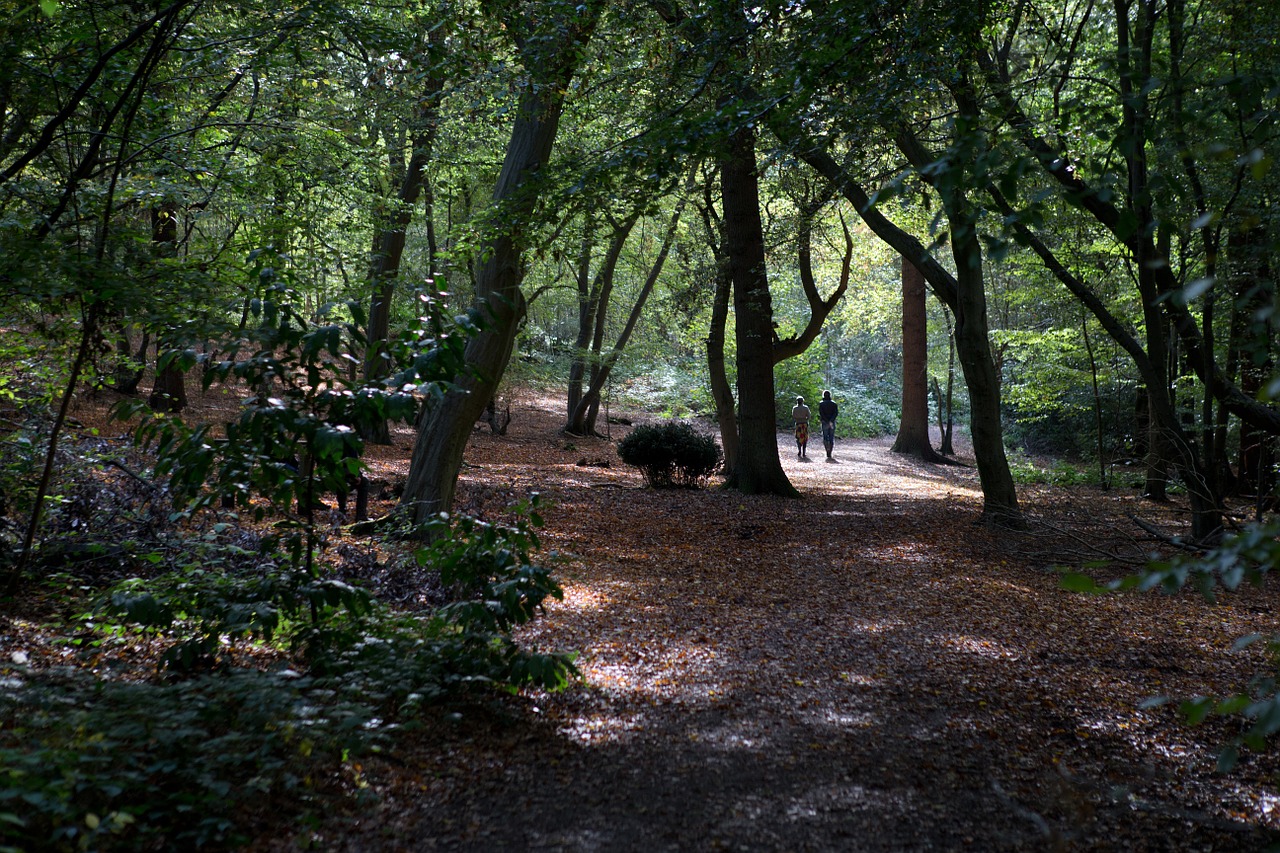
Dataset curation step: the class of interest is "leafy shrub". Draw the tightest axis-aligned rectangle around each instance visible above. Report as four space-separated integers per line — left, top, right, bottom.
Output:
103 556 374 673
0 497 576 850
317 497 578 711
1007 455 1095 486
0 667 377 852
617 421 721 488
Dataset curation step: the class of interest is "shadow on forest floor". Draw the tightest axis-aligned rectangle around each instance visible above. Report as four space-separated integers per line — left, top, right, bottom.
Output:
278 398 1278 852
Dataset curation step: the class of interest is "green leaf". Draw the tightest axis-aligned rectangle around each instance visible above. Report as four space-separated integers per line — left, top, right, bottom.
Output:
1059 572 1108 594
1180 696 1214 725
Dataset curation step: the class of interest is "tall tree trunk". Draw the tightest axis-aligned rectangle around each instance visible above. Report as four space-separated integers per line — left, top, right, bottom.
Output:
949 214 1021 525
938 306 956 456
693 164 739 477
896 118 1022 526
400 3 600 523
720 125 797 497
891 258 942 460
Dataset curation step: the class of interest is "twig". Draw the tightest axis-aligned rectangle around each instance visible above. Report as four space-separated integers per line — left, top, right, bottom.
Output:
1013 512 1151 566
107 458 156 489
1127 513 1203 553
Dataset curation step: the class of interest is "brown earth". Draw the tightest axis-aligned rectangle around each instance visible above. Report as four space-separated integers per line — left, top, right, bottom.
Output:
246 393 1279 853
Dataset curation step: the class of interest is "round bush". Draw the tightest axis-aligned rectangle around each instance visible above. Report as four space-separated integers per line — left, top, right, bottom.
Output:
617 422 722 488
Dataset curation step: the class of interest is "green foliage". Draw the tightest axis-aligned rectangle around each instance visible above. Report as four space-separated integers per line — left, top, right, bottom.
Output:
317 497 578 711
613 354 715 418
1061 521 1280 771
102 559 373 673
831 385 900 439
0 666 377 852
774 356 825 425
123 251 467 523
1006 454 1094 487
1 496 575 850
617 421 722 488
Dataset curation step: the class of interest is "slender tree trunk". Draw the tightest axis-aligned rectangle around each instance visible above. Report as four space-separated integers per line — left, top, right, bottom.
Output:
567 214 637 435
1081 314 1109 489
896 118 1022 526
570 200 684 434
940 307 956 455
147 203 187 413
363 53 446 444
566 222 596 430
720 125 797 497
949 215 1021 526
707 261 738 477
1229 226 1274 496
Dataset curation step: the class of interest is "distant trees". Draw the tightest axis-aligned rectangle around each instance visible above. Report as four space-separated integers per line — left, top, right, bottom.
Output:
972 0 1280 541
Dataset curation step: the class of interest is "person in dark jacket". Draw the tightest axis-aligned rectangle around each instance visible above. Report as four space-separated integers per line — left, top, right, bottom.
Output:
818 390 838 459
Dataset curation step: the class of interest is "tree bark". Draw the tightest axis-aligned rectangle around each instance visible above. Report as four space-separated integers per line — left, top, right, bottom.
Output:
707 257 738 478
720 125 797 497
400 3 601 523
891 258 943 460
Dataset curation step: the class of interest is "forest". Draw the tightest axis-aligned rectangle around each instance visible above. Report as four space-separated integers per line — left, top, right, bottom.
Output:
1 0 1278 849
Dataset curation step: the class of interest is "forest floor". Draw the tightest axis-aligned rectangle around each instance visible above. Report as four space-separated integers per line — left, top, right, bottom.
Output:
240 391 1280 853
24 388 1280 851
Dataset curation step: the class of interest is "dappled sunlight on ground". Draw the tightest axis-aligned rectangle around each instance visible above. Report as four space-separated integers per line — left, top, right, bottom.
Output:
295 397 1280 850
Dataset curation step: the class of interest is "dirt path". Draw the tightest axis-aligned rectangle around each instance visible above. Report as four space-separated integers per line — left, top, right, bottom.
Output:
287 400 1275 852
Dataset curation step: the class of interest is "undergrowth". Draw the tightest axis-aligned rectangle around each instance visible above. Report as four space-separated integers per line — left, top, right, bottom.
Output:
0 270 575 851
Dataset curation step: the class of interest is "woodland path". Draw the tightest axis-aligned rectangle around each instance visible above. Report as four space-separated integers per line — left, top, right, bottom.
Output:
268 396 1277 852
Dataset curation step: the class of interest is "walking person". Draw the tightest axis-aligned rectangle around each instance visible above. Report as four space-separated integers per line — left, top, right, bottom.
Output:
792 395 811 458
818 390 838 459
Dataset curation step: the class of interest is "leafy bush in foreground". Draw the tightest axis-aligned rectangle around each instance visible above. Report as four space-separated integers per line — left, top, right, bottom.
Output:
0 497 576 851
617 421 721 488
0 667 373 852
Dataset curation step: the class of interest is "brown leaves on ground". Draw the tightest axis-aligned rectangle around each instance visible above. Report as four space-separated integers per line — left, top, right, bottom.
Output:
40 390 1280 850
279 396 1277 853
